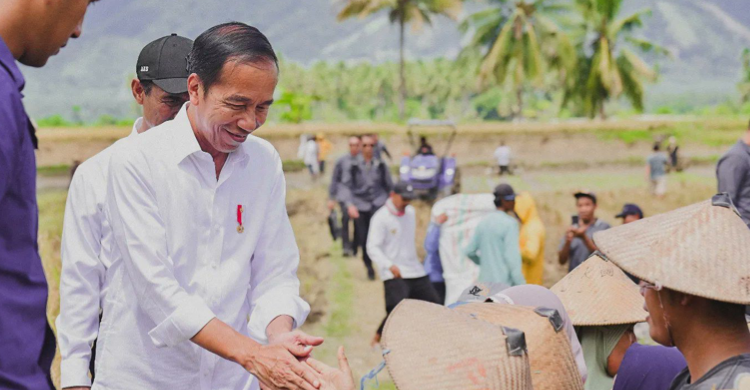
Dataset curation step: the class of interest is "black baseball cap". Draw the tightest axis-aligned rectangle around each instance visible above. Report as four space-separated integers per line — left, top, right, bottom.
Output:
393 182 416 200
136 34 193 94
493 183 516 201
574 190 597 204
616 203 644 219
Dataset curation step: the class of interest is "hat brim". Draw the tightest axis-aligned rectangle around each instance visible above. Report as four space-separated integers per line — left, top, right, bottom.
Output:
153 77 189 94
400 192 416 200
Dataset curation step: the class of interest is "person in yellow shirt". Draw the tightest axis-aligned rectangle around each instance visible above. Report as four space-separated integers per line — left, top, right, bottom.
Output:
515 192 545 285
317 133 334 173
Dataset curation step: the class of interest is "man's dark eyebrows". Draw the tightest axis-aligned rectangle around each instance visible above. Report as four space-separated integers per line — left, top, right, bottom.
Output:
261 99 274 106
224 95 252 103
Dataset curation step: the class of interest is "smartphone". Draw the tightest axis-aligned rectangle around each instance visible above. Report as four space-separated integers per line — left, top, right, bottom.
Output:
571 215 580 226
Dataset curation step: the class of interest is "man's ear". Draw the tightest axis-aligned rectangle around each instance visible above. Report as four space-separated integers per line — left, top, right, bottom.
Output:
131 79 145 105
187 73 202 106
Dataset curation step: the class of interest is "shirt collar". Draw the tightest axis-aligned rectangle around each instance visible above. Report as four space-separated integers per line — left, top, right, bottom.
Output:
0 36 25 92
170 104 249 165
385 198 405 216
170 104 202 165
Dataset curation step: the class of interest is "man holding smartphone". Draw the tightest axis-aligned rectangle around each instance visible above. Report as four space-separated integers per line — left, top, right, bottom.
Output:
558 191 610 272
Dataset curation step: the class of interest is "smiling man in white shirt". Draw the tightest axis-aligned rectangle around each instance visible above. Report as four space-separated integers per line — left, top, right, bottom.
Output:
57 33 193 390
97 23 321 390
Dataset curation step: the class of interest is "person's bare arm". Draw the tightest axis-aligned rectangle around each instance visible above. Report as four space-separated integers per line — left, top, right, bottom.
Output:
192 318 321 390
581 232 598 253
558 228 574 265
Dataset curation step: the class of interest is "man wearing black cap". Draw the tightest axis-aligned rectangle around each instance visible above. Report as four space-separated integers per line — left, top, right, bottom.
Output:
368 182 441 344
57 34 192 389
558 191 610 272
616 203 644 225
462 183 525 286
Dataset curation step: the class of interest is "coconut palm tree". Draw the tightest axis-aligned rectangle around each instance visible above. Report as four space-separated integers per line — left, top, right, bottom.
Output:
337 0 463 119
463 0 575 118
571 0 668 118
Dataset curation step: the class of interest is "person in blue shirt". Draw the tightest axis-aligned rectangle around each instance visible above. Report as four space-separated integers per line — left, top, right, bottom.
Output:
0 2 101 389
423 213 448 304
462 184 525 286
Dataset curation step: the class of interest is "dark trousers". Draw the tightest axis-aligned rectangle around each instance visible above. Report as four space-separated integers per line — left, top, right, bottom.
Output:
340 202 358 255
376 276 440 335
499 165 512 175
355 209 375 274
432 281 446 305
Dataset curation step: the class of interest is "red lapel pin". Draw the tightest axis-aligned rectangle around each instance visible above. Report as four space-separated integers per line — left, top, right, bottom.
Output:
237 205 245 233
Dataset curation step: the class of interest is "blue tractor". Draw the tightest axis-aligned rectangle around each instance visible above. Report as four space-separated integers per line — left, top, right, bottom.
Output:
398 119 461 200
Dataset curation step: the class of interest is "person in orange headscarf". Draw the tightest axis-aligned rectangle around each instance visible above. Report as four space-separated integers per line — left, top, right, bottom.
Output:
316 133 333 174
515 192 545 285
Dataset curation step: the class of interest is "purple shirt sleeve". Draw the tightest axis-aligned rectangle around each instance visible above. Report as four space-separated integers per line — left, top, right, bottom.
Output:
423 222 443 281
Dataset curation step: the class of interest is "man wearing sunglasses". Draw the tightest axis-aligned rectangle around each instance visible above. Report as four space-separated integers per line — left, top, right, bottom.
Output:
339 134 393 280
595 194 750 390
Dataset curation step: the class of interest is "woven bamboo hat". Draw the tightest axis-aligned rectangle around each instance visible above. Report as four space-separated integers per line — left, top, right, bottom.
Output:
454 303 584 390
550 254 647 326
381 299 533 390
594 194 750 305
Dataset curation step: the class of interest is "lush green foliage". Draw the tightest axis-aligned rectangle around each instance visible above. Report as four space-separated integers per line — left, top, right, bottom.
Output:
337 0 463 118
739 48 750 103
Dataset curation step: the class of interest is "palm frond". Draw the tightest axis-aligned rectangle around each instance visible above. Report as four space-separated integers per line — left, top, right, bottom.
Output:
617 54 645 111
479 15 516 86
610 8 651 37
625 37 671 57
620 48 656 81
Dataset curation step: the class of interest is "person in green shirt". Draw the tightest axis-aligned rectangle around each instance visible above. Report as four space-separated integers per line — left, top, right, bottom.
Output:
462 184 525 286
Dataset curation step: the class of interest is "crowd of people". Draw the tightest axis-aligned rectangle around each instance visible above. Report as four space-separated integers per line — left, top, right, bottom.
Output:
2 2 750 390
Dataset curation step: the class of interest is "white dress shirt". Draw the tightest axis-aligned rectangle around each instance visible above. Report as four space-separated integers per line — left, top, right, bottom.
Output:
367 200 427 281
57 118 140 388
94 105 309 390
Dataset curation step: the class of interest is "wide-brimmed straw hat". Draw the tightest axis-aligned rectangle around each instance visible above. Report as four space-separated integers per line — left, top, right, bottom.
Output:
594 194 750 305
381 299 533 390
551 254 647 326
454 303 584 390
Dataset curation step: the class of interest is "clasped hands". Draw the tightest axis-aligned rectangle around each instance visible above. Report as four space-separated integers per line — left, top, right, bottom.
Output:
252 330 354 390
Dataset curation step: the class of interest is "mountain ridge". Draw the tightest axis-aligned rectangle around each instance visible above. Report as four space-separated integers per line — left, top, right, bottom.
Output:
20 0 750 120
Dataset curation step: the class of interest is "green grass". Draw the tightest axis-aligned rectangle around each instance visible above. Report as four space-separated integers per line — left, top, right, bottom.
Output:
322 244 355 338
595 119 744 148
282 159 307 172
37 164 71 177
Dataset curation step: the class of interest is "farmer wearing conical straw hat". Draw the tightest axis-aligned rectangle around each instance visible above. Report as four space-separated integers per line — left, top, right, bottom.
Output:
595 193 750 390
551 254 648 390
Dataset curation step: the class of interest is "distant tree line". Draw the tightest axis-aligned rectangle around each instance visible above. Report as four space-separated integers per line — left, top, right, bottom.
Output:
281 0 669 122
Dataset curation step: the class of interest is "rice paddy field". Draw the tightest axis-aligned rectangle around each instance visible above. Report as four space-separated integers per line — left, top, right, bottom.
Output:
36 117 737 388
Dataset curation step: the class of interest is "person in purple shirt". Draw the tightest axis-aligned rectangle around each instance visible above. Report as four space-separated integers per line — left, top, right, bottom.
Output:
613 344 687 390
0 1 100 388
423 213 448 304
